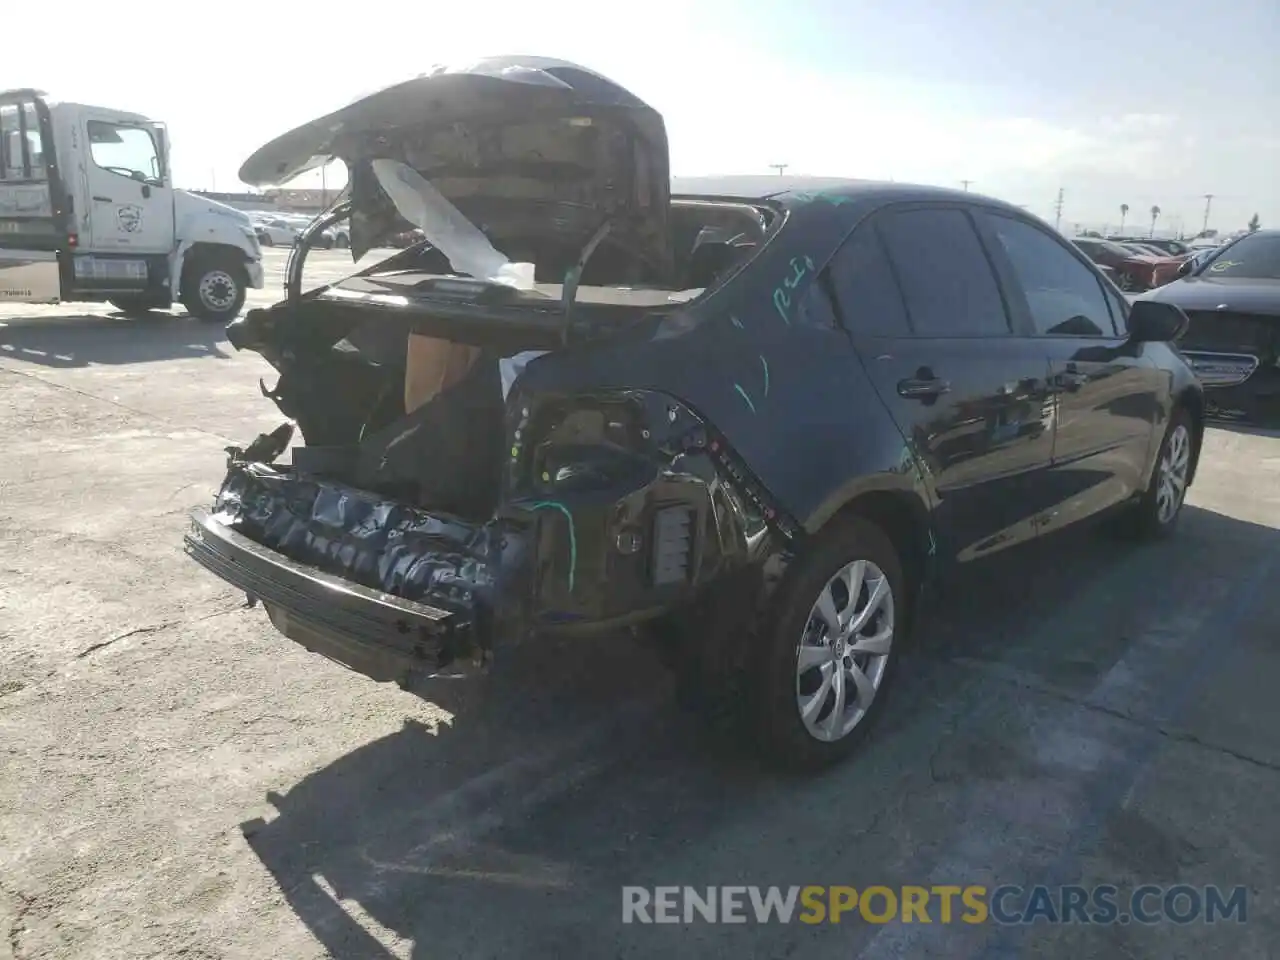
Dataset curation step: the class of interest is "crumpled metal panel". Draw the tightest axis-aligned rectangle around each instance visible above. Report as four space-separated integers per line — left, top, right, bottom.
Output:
211 462 516 620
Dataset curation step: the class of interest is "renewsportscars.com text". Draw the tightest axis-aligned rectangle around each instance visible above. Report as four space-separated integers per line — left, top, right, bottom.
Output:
622 885 1248 925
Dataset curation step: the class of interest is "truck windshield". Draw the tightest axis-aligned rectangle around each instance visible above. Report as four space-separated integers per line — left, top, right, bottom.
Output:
0 102 48 181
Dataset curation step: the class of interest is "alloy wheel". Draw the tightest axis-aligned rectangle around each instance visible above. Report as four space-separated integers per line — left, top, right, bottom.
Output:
1156 423 1191 524
795 559 895 743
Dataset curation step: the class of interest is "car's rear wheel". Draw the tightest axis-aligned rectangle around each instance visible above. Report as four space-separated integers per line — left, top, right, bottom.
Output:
750 515 907 771
1117 406 1194 540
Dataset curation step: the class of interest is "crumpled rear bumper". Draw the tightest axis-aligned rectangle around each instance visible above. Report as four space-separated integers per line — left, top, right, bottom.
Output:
184 462 527 683
185 509 476 681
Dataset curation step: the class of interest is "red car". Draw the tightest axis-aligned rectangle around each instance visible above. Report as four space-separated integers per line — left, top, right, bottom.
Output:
1072 237 1181 291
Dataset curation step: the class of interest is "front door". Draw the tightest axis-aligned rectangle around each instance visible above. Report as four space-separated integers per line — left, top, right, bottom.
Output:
81 113 174 255
829 206 1056 563
975 210 1162 533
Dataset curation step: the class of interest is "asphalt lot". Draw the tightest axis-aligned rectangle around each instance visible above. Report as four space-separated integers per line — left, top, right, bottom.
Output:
2 248 1279 959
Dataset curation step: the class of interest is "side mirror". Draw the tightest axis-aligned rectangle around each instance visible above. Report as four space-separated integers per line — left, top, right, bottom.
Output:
1128 300 1188 343
1176 258 1196 278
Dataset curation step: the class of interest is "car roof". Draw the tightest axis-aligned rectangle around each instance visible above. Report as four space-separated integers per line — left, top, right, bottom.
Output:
670 175 1029 216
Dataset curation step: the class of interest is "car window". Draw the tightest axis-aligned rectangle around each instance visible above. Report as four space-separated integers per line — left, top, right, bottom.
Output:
795 278 840 329
823 225 911 336
876 208 1010 336
985 214 1116 337
86 120 160 184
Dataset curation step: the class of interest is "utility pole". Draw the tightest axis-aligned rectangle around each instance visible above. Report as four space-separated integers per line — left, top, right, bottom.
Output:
1201 194 1214 236
768 164 788 177
1053 188 1064 232
960 180 973 192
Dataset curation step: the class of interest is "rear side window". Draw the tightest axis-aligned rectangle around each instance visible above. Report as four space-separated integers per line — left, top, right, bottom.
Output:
983 213 1117 337
824 225 911 336
877 208 1010 336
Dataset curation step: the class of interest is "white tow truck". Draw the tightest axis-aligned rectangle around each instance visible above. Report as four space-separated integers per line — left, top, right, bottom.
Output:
0 89 264 322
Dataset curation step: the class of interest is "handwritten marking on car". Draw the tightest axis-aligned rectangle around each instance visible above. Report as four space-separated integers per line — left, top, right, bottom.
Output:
772 255 815 324
733 383 757 414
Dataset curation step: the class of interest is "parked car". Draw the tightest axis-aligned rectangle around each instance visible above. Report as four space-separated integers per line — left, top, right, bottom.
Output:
184 57 1203 771
1073 237 1179 291
1109 236 1190 258
253 217 300 247
1139 229 1280 422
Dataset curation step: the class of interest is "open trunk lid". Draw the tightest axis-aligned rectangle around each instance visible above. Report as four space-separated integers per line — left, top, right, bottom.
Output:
238 57 672 277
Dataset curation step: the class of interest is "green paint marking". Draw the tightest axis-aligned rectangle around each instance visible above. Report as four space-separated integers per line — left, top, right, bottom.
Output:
733 383 757 413
759 355 770 396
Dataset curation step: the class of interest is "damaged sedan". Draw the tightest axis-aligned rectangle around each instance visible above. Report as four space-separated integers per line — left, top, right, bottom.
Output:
185 57 1204 769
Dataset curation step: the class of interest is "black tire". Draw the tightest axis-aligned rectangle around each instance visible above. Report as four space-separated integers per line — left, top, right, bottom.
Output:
749 515 908 772
108 296 167 318
1119 405 1195 540
180 252 247 324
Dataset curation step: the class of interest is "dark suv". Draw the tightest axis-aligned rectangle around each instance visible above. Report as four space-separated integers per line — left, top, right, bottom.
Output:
184 57 1203 771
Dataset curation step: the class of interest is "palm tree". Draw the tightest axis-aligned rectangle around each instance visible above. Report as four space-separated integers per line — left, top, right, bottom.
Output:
1149 205 1161 237
1120 204 1129 233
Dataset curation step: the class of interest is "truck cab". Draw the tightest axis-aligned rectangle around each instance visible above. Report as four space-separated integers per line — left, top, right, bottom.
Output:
0 89 264 322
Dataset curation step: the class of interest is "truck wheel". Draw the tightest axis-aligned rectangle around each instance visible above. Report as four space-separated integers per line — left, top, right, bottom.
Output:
748 515 907 771
181 253 247 324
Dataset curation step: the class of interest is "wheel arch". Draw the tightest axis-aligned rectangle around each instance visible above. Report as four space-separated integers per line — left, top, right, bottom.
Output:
807 480 935 611
173 240 254 299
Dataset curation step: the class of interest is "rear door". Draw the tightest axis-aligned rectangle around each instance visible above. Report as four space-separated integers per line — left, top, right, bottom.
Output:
831 205 1056 562
975 210 1162 531
0 93 63 303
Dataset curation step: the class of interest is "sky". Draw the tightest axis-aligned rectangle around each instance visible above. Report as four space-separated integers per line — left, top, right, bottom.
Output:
7 0 1277 234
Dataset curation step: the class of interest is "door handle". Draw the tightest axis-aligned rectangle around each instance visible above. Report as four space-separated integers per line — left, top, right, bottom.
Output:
897 377 951 399
93 195 113 203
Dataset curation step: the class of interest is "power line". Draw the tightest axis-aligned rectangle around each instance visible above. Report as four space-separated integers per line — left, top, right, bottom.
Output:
960 180 973 192
1053 188 1065 232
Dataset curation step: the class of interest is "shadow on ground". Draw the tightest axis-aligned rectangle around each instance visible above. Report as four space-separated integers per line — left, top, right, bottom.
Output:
0 311 230 366
240 505 1279 959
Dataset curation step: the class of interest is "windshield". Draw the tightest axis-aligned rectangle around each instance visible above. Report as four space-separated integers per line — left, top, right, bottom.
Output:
1198 233 1280 279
